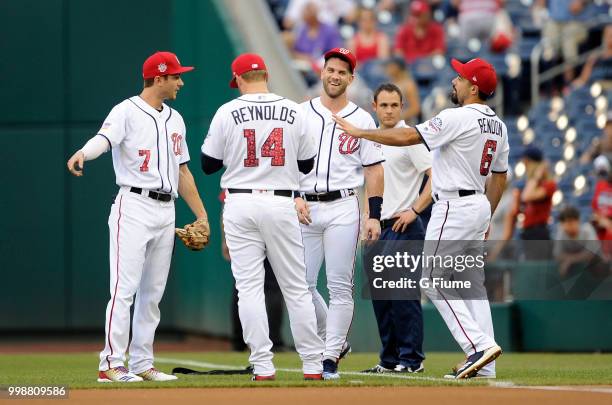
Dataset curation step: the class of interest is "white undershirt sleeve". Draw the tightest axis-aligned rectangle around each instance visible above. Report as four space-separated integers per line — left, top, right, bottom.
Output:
81 134 110 161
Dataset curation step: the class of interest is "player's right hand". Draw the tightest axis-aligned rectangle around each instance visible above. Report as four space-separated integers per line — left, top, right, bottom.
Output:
67 150 85 177
294 197 312 225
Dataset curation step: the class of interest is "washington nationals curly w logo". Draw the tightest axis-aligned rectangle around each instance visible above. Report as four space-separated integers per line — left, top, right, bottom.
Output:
338 133 360 155
171 133 183 156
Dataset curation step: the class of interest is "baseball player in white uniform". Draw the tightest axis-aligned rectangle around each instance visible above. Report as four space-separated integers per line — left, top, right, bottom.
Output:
66 52 209 382
295 48 385 379
334 58 508 379
201 53 324 381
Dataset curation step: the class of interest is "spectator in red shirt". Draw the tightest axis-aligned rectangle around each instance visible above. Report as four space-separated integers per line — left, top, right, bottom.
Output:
347 7 390 64
516 147 557 240
503 147 557 259
502 146 557 260
592 155 612 242
394 0 446 64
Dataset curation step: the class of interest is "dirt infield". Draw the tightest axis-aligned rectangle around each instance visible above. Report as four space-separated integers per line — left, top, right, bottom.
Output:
21 386 612 405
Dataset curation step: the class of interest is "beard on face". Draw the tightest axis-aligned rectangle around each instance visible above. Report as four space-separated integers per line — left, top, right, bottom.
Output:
323 80 348 99
450 88 459 105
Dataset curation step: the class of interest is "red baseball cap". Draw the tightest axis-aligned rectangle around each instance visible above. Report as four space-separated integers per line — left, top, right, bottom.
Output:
229 53 268 88
451 58 497 96
142 51 194 80
324 47 357 72
410 0 431 16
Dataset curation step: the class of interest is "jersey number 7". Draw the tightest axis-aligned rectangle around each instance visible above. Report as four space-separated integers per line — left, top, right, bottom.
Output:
243 128 286 167
480 139 497 176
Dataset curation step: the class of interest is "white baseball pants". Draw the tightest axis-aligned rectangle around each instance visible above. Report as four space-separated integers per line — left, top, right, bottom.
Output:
99 187 175 374
223 192 323 376
423 194 497 376
301 195 360 360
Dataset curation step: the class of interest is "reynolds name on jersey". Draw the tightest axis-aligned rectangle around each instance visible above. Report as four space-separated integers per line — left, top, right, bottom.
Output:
231 105 297 125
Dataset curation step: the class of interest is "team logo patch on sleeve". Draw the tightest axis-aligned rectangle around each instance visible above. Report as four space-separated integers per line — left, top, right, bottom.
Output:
428 117 442 132
99 122 112 134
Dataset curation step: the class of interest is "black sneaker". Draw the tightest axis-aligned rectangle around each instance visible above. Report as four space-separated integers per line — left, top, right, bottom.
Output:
322 359 339 380
454 345 502 379
361 364 393 373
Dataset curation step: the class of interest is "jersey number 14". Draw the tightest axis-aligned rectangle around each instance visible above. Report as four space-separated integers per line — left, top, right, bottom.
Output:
243 128 286 167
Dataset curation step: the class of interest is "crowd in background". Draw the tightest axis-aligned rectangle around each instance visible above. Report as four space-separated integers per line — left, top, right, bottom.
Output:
268 1 611 236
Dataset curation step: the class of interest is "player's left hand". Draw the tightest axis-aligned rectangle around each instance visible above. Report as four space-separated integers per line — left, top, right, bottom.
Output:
332 114 361 138
176 217 210 251
392 210 417 233
364 218 381 241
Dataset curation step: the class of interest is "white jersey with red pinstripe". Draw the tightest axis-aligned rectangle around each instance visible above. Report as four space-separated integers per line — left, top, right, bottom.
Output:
417 102 509 378
299 97 384 193
298 97 384 361
201 92 324 377
98 95 190 197
98 95 188 374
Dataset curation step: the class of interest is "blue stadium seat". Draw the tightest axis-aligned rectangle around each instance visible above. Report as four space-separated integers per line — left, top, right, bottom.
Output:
447 45 479 63
528 100 551 121
410 57 438 85
518 37 540 60
358 60 388 90
481 52 509 76
590 64 612 83
575 118 601 140
418 84 433 102
505 1 531 25
433 66 457 87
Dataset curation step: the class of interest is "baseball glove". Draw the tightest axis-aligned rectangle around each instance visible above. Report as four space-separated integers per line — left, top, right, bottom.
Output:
176 218 210 251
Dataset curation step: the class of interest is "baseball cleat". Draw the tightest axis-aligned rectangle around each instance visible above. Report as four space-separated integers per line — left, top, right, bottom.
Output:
339 342 352 360
444 372 496 379
252 374 276 381
136 367 178 381
97 366 143 383
454 345 502 379
361 364 393 373
394 363 424 373
322 359 340 380
304 373 323 380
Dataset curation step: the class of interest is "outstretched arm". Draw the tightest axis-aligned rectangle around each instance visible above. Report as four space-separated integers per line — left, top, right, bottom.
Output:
66 134 110 176
332 114 423 146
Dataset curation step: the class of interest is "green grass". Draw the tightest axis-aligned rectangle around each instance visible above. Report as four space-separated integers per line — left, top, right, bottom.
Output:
1 352 611 389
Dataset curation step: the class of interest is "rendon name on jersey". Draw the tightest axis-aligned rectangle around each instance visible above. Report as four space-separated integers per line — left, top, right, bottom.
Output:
415 103 510 196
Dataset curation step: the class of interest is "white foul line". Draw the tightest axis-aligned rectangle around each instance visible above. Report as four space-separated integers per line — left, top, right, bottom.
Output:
156 356 612 394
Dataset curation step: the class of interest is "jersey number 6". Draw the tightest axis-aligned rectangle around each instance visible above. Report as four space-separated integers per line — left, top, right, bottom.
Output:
479 140 497 176
243 128 286 167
